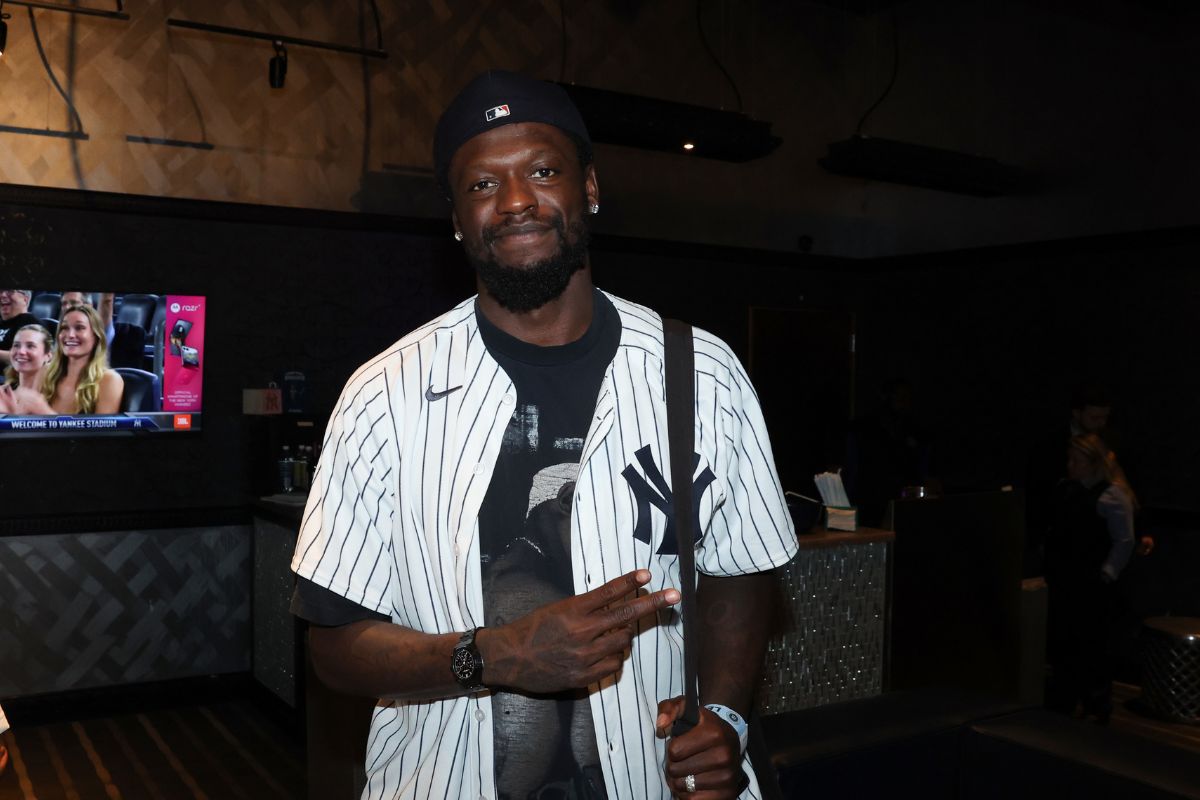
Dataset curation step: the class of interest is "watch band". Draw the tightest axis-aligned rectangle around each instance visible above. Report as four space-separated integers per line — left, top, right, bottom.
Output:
705 703 749 754
450 627 486 692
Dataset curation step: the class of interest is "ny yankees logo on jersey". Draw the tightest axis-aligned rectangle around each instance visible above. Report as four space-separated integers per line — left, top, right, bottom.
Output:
621 445 717 555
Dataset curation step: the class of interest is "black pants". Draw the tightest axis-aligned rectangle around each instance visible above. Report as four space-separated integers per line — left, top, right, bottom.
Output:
1045 576 1120 715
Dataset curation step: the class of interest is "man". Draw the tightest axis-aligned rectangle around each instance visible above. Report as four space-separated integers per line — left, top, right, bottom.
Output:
0 289 40 365
291 70 797 799
1027 384 1151 572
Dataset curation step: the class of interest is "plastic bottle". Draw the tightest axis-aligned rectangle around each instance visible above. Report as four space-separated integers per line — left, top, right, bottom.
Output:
294 446 310 491
279 445 295 493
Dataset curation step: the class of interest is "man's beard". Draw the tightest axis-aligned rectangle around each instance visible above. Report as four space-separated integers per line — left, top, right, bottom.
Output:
468 215 590 313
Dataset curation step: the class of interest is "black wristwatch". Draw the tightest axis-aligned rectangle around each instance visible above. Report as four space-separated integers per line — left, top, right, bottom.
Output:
450 627 486 692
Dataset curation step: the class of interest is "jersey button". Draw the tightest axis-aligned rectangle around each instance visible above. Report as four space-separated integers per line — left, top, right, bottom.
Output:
473 463 484 475
502 394 515 406
474 709 486 722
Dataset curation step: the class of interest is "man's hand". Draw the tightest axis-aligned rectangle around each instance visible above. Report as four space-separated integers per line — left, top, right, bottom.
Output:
481 569 679 694
656 698 744 799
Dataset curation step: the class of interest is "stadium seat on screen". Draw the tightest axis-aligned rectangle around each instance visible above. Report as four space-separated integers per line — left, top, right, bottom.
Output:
114 367 161 413
39 318 58 337
30 292 60 320
108 323 147 369
150 295 167 340
146 317 164 372
115 294 158 333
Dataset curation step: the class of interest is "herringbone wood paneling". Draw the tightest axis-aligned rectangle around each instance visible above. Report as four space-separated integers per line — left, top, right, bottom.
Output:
0 1 739 212
0 527 251 697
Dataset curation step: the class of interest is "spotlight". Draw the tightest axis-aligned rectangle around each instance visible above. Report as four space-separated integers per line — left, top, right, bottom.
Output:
268 40 287 89
0 4 10 58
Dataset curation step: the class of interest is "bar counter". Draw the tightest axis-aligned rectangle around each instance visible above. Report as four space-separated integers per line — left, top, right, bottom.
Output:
759 526 894 714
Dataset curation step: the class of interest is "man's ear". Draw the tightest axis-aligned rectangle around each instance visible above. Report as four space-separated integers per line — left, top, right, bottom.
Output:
451 208 461 236
584 165 599 209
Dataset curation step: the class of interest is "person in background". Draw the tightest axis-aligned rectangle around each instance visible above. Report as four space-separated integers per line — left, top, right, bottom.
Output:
0 289 40 366
14 304 123 415
0 324 54 414
59 291 116 345
61 291 148 369
1027 384 1151 574
1044 433 1136 724
1067 388 1150 555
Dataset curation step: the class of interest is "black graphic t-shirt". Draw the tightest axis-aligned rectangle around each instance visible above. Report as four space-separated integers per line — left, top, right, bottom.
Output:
476 290 621 800
1 312 41 354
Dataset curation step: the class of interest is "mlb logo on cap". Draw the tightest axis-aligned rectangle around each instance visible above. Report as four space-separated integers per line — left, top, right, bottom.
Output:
485 104 511 122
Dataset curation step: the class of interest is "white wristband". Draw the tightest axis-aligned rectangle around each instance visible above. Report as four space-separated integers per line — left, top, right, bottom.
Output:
704 703 749 754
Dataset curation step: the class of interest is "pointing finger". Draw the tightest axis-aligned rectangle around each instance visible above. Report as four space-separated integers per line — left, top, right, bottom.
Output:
578 569 652 612
597 588 679 631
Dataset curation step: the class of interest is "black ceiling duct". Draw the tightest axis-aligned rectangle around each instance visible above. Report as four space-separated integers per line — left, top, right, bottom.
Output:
556 83 781 163
819 134 1028 197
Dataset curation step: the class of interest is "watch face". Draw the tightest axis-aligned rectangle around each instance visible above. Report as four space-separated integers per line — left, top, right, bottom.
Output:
452 648 476 681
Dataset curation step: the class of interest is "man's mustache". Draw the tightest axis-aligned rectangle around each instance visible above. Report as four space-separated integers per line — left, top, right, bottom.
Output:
482 213 565 246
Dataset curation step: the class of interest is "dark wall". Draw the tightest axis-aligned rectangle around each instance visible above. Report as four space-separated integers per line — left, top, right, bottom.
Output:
1 190 858 520
0 193 473 518
7 190 1195 707
3 189 1199 520
851 240 1200 510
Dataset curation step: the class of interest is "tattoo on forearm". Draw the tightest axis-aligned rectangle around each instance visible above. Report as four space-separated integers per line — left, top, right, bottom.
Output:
703 599 734 626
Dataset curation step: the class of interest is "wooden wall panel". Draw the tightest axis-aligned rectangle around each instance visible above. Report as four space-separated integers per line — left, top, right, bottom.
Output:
0 0 711 213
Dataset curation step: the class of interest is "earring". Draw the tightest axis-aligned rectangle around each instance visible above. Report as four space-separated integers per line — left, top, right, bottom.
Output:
588 204 600 214
454 231 464 242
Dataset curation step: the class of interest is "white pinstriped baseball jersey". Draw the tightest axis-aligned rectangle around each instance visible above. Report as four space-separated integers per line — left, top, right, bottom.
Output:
291 291 798 800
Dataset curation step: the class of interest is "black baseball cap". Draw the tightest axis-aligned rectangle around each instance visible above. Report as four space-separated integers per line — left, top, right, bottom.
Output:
433 70 591 197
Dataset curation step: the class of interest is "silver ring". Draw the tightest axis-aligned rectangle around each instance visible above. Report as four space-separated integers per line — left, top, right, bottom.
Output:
684 774 697 793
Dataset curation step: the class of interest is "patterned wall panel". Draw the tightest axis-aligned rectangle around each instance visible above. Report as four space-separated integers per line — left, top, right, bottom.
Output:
758 539 889 714
252 516 299 708
0 526 251 698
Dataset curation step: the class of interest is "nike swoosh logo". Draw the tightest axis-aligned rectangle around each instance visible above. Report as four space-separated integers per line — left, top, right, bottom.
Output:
425 384 463 401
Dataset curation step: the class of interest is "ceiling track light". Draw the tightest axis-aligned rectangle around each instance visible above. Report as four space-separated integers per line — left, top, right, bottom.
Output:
0 0 127 57
165 18 390 62
268 40 287 89
2 0 127 20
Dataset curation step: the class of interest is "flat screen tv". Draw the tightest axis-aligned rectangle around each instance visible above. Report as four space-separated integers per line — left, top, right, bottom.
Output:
0 290 206 436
